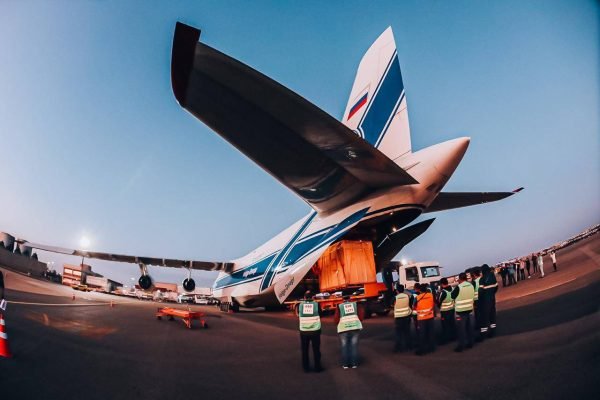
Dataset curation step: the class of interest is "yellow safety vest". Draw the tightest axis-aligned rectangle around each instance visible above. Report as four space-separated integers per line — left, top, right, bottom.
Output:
394 293 411 318
298 301 321 332
440 288 454 312
337 302 363 333
455 282 474 312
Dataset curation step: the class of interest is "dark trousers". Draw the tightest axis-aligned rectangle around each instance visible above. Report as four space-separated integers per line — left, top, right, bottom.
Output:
479 295 497 337
519 269 525 280
474 300 480 332
553 262 557 271
300 333 321 371
501 274 507 287
394 317 412 351
526 266 531 277
533 262 538 273
416 318 435 354
455 311 473 349
440 310 455 343
508 274 516 285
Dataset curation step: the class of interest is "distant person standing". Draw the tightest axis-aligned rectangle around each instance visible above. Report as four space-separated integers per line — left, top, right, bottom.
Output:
519 259 526 281
550 251 558 272
500 265 508 287
297 291 323 373
538 253 545 278
532 253 538 274
507 264 516 286
470 268 482 341
393 284 413 352
478 264 499 338
334 295 363 369
525 257 531 278
414 284 436 355
451 273 475 352
437 278 455 344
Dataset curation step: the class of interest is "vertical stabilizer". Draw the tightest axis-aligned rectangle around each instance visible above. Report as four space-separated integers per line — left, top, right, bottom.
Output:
342 27 411 161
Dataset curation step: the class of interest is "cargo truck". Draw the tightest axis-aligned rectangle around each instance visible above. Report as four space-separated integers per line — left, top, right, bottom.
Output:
388 261 442 290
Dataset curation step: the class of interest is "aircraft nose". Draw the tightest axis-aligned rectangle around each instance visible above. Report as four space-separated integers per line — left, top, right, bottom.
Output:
433 137 470 177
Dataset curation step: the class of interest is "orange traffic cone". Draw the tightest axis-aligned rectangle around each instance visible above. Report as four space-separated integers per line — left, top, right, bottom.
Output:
0 313 12 358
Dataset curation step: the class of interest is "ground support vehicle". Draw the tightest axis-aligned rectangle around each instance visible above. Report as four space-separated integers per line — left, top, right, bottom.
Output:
155 307 208 329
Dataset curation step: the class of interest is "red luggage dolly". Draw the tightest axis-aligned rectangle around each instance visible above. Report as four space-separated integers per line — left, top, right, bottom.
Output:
156 307 208 329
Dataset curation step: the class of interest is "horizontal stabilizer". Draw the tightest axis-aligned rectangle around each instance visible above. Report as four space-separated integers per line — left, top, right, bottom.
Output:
374 218 435 269
19 240 233 272
425 189 522 213
171 22 417 213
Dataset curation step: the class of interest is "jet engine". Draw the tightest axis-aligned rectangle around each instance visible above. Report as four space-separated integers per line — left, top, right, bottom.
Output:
137 263 154 290
138 274 154 290
182 278 196 292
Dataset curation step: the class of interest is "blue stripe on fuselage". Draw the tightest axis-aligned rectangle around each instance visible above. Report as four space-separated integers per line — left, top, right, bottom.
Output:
260 212 317 291
213 205 422 290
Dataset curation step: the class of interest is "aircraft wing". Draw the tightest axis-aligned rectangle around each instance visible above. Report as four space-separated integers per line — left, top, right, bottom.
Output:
171 22 417 214
425 188 523 213
19 240 233 272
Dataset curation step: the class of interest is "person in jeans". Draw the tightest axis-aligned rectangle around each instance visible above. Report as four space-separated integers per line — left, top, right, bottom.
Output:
334 295 364 369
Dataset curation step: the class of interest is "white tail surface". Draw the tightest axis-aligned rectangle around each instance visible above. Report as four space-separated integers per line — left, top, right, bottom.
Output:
342 27 411 162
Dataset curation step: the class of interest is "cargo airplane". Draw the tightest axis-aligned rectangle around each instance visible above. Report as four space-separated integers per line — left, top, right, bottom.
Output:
13 23 521 308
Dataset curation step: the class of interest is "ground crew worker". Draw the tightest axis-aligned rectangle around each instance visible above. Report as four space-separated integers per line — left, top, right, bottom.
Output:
414 284 435 355
478 264 498 338
393 283 413 352
297 291 323 373
451 273 475 352
471 267 482 341
437 278 455 344
334 295 363 369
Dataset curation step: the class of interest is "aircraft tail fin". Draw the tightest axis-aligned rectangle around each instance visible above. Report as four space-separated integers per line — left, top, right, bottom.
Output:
342 27 411 162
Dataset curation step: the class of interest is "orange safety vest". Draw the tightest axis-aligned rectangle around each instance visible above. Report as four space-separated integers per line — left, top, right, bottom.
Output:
415 292 434 320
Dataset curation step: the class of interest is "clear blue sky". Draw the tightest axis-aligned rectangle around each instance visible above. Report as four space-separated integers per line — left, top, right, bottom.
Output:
1 0 598 286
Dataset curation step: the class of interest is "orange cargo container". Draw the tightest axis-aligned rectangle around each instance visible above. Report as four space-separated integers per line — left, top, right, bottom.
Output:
313 240 376 292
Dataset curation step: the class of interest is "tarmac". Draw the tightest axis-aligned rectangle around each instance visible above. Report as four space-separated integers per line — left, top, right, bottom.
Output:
0 234 598 400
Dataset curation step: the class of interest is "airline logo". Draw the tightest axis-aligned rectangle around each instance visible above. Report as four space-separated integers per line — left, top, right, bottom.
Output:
347 91 368 120
242 267 258 278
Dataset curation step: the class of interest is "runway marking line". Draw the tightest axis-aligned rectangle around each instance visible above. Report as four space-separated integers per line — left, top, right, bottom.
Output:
510 277 577 299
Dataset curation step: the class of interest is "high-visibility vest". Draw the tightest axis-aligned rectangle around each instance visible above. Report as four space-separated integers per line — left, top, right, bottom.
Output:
394 293 411 318
455 281 474 312
337 301 363 333
415 292 434 320
473 277 480 301
298 301 321 332
439 288 454 312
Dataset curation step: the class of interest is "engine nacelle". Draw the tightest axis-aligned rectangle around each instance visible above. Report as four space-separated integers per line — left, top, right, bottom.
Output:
182 278 196 292
138 274 154 290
